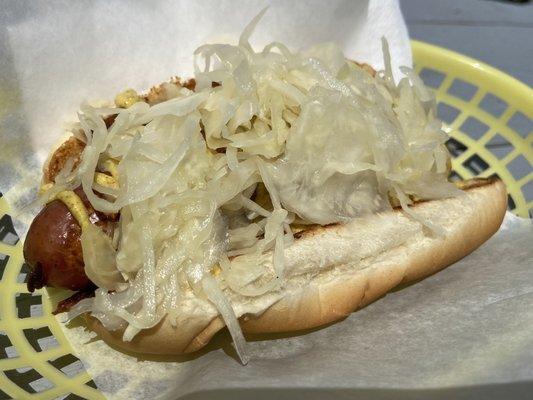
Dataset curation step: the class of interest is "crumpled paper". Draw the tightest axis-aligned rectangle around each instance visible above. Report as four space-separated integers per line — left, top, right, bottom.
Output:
1 1 531 399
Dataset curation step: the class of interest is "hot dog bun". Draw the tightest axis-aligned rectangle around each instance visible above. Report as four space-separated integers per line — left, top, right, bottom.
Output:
88 177 507 355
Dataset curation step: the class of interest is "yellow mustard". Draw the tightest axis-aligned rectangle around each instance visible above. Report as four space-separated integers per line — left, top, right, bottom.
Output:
211 264 222 276
114 89 142 108
94 172 118 188
55 191 91 230
101 159 119 179
39 182 54 195
41 165 119 229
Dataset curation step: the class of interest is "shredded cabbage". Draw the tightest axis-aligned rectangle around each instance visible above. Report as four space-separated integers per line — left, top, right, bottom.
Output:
81 224 124 290
59 11 458 363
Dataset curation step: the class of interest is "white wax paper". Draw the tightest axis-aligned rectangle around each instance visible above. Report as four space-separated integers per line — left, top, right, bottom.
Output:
1 1 531 399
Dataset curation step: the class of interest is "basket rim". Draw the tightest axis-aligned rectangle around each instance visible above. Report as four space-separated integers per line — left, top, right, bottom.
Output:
411 40 533 114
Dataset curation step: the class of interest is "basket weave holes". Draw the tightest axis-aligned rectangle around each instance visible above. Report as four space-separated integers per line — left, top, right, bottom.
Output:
446 138 467 157
0 214 19 246
447 79 478 101
17 262 31 284
15 293 43 319
0 388 10 400
0 331 19 359
0 253 8 281
22 326 59 352
438 103 461 124
507 194 516 211
460 116 490 140
62 393 91 400
479 93 508 118
419 68 446 89
4 367 54 394
448 171 463 182
507 155 531 180
507 111 533 139
48 353 85 378
485 134 514 159
462 154 489 175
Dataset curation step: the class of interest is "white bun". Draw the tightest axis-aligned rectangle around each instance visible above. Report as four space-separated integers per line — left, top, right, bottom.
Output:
89 177 507 355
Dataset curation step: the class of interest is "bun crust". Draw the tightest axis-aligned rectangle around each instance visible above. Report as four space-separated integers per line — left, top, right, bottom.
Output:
89 177 507 354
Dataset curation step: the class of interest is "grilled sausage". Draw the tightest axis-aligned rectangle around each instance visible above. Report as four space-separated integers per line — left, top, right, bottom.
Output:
24 187 115 292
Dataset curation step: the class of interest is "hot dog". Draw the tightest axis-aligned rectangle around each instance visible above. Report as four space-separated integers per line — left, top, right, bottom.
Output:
22 20 507 364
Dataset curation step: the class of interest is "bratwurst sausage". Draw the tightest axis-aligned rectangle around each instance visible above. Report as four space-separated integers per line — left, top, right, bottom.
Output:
24 187 115 292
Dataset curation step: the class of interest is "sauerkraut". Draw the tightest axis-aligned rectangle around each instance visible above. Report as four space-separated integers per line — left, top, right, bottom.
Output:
59 13 458 363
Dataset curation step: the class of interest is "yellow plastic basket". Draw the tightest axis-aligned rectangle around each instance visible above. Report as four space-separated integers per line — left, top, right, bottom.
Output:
412 41 532 218
0 41 532 400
